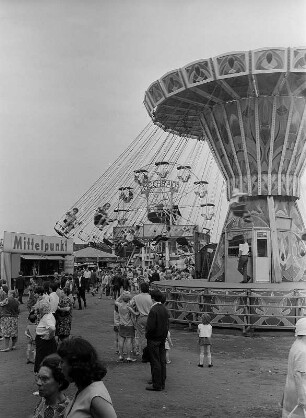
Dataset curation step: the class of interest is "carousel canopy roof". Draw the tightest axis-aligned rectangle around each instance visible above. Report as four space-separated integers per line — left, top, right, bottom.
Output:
144 47 306 138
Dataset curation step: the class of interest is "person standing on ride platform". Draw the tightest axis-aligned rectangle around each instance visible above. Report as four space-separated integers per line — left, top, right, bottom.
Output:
238 236 251 283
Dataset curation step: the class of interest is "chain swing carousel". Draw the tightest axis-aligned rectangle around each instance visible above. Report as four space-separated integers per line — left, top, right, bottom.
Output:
54 124 226 277
143 47 306 331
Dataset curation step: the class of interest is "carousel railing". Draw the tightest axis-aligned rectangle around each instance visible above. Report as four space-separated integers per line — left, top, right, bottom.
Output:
153 284 306 332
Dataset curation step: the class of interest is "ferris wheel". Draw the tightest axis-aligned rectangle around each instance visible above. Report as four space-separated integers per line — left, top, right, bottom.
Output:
54 122 227 256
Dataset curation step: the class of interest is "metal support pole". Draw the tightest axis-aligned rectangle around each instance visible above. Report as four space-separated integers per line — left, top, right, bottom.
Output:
267 196 282 283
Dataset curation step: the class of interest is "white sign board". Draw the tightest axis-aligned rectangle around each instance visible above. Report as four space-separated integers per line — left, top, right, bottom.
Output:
3 231 73 255
140 179 179 194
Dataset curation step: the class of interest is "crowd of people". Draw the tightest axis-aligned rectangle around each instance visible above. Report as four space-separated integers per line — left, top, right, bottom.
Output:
0 270 119 417
0 266 177 416
2 265 306 417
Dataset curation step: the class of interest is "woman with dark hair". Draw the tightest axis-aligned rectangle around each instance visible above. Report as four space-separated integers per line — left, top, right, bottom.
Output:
32 354 70 418
58 337 117 417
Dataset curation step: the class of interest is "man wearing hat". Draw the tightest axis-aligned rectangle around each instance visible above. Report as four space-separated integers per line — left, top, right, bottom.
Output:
282 318 306 417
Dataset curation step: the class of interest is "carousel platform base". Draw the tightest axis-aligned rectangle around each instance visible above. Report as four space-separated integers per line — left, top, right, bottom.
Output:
153 280 306 331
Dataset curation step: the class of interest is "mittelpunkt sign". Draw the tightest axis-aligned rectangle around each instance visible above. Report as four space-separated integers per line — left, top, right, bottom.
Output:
3 231 73 255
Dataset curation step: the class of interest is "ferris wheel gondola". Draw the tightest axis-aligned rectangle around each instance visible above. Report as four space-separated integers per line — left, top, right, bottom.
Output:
200 203 215 221
194 181 208 198
155 161 170 178
134 169 149 185
177 165 191 183
119 187 134 203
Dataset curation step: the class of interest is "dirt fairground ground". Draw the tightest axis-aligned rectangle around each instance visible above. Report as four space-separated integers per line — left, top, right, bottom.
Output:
0 292 293 418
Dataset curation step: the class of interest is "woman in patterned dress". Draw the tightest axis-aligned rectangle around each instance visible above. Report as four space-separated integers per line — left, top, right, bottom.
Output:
0 290 19 352
56 287 73 341
32 354 70 418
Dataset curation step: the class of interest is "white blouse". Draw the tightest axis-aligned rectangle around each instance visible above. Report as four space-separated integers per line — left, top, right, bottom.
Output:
36 313 56 339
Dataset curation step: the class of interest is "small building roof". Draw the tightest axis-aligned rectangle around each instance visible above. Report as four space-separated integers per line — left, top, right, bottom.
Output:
73 247 116 259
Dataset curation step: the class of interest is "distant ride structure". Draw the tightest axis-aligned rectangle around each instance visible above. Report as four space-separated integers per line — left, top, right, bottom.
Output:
144 47 306 284
54 123 226 274
54 47 306 331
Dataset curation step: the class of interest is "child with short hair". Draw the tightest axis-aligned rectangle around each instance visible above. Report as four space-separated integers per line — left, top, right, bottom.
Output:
115 291 138 362
25 312 36 364
197 313 213 368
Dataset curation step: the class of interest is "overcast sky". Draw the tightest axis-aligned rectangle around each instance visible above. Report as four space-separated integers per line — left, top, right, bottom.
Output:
1 0 306 237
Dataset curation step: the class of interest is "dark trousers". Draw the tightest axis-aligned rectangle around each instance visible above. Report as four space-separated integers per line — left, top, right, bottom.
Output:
113 286 120 300
17 289 24 303
147 339 166 389
77 288 86 309
238 255 248 281
34 335 57 373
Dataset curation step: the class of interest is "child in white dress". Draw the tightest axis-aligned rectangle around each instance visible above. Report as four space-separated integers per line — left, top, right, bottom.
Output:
25 313 36 364
165 330 173 364
197 313 213 368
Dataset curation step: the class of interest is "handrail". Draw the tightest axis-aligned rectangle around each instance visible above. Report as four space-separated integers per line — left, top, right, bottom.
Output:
154 283 305 331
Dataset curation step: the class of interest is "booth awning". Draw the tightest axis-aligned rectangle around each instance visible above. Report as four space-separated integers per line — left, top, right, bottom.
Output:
21 255 65 260
21 255 45 260
44 256 65 260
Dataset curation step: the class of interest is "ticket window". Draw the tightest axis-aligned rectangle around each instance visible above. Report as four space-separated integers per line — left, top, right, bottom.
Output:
253 230 270 282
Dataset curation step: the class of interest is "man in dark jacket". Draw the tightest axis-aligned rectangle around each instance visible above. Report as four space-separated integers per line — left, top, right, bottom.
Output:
145 289 169 391
15 271 25 304
149 269 160 284
112 271 122 299
76 272 87 310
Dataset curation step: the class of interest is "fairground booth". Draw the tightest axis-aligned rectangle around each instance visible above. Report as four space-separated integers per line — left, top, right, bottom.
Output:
1 231 74 288
73 246 117 269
